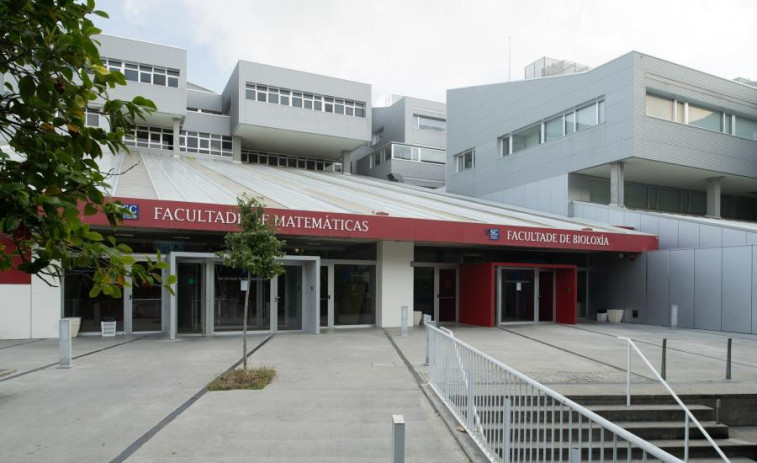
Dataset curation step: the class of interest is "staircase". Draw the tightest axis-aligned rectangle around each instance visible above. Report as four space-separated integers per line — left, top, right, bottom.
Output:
574 397 757 461
469 395 757 461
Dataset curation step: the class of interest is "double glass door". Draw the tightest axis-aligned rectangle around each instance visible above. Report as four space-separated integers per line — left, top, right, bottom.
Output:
498 268 554 324
413 265 458 322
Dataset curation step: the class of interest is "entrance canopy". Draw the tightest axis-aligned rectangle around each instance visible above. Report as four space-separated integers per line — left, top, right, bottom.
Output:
89 152 658 252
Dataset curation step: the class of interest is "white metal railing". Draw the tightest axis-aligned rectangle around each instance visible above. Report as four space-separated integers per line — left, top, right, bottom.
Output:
425 321 685 463
619 337 730 462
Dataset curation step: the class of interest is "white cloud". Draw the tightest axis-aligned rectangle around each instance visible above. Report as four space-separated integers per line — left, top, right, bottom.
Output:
102 0 757 102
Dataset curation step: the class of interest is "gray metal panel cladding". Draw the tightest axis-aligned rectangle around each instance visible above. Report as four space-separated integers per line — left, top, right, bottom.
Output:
753 247 757 333
646 251 670 326
722 246 752 333
694 247 722 330
670 249 695 328
446 52 636 197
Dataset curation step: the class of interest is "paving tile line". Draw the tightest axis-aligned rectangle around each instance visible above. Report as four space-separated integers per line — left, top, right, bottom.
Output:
382 329 487 463
0 334 154 384
109 334 275 463
566 324 757 370
496 326 659 382
0 338 44 350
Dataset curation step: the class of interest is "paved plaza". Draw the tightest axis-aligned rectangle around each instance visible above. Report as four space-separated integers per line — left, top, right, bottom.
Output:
1 322 757 462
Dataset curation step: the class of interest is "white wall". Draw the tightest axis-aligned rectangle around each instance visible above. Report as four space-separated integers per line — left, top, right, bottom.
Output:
480 174 569 216
0 284 31 339
376 241 414 328
31 276 62 338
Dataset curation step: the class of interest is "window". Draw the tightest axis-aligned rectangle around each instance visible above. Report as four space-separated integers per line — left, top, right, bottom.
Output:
735 117 757 141
415 115 446 132
598 100 606 124
241 149 342 172
576 104 595 131
646 94 674 120
392 144 417 161
512 125 540 153
372 128 384 145
565 111 576 134
499 136 510 156
244 83 366 118
688 104 721 132
124 126 173 151
103 58 180 88
454 149 475 172
544 116 562 142
84 108 99 127
180 131 232 157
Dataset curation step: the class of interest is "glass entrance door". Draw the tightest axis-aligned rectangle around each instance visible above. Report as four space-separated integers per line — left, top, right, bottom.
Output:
500 269 535 323
538 270 554 322
320 266 329 328
414 267 434 320
277 266 302 330
132 282 162 332
438 268 457 322
177 262 203 333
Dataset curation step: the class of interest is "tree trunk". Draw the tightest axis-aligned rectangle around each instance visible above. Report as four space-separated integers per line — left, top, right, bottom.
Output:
243 271 252 370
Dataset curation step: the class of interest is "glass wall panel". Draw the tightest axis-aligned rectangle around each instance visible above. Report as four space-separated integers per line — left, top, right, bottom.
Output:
589 178 610 205
735 117 757 140
689 104 722 132
214 264 247 332
544 116 562 141
132 281 162 332
392 144 415 161
277 266 302 330
415 115 446 132
646 94 674 120
413 267 434 320
512 125 541 153
320 266 329 328
598 100 606 124
334 264 375 325
625 184 648 209
658 189 681 212
565 112 576 134
419 147 446 164
64 269 124 332
177 263 203 333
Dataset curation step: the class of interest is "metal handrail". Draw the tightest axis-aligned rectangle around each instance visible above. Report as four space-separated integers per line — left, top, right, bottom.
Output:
427 323 684 462
619 336 730 462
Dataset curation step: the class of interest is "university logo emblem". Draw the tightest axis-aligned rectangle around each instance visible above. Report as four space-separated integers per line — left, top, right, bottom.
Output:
122 204 139 220
486 228 499 241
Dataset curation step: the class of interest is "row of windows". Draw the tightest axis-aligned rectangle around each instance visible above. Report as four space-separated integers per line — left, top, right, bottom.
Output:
646 93 757 141
103 58 180 88
245 83 366 118
414 115 446 132
179 131 232 157
499 99 605 156
241 149 343 172
454 148 475 172
124 126 174 150
187 107 225 115
370 143 446 168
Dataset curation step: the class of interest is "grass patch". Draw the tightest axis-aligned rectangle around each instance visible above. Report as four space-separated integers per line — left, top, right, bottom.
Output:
207 367 276 391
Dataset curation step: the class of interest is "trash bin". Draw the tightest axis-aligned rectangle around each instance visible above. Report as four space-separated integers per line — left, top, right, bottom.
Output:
597 309 608 322
101 318 116 337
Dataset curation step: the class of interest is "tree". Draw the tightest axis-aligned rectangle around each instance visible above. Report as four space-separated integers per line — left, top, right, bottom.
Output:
0 0 170 296
217 196 285 369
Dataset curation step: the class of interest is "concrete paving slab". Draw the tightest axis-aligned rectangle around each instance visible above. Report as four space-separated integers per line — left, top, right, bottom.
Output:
127 329 469 463
0 334 269 463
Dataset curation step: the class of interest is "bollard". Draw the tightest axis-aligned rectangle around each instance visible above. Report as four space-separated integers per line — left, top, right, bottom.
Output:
424 314 431 366
670 304 678 329
661 338 667 380
400 305 408 337
726 338 732 380
715 398 721 424
392 414 405 463
59 319 73 368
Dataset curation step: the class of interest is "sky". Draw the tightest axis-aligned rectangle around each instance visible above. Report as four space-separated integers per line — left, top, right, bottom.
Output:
93 0 757 105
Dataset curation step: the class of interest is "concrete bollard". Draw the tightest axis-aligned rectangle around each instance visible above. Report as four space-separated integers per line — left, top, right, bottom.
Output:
670 304 678 329
400 305 408 337
726 338 732 380
392 414 405 463
424 314 431 366
59 319 73 368
661 338 667 380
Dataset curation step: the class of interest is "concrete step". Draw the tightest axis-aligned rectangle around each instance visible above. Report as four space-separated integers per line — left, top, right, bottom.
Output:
478 420 730 441
588 404 714 422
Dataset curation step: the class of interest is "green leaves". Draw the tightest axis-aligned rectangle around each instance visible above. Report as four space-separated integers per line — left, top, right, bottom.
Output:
0 0 166 296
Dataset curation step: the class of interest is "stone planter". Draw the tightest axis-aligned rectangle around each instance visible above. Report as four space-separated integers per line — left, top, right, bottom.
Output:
413 311 423 327
597 312 608 322
607 309 624 324
62 317 81 337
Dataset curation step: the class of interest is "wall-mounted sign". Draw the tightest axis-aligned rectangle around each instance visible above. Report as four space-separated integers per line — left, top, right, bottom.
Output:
122 204 139 220
486 228 500 241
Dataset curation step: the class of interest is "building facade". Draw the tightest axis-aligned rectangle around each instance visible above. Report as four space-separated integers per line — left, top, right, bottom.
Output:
0 35 659 339
355 96 447 188
446 51 757 333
